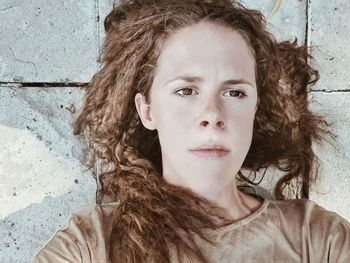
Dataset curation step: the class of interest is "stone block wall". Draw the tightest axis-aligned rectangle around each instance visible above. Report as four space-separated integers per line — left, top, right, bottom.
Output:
1 0 349 262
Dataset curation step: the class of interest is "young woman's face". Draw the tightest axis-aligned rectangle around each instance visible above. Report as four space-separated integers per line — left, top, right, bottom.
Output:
135 21 258 195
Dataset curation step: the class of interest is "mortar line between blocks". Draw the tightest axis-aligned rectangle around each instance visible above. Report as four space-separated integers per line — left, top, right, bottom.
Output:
304 0 311 48
95 0 101 71
0 82 88 88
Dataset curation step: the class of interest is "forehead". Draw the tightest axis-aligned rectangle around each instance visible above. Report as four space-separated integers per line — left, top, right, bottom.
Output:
154 21 256 82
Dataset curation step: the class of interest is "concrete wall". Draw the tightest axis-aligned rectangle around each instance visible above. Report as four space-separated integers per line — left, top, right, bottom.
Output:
1 0 349 262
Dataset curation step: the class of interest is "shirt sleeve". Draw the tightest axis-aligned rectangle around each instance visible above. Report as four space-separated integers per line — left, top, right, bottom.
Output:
32 216 83 263
326 215 350 263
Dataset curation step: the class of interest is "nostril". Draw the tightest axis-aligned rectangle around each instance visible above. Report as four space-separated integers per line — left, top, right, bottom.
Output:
200 120 225 128
200 120 209 127
217 121 224 128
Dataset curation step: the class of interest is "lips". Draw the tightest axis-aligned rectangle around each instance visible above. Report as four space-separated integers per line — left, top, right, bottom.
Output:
189 144 230 158
189 144 229 151
189 149 229 158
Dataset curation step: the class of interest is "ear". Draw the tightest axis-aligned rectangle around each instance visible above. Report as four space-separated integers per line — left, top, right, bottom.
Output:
134 93 156 130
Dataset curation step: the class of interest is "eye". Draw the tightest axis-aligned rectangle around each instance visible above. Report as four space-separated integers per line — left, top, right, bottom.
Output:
174 87 198 97
223 89 247 99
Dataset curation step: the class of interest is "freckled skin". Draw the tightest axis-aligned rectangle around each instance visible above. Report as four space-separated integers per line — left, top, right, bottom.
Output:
135 21 260 216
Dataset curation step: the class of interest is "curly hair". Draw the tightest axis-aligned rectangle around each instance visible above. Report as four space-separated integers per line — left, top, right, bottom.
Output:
73 0 335 262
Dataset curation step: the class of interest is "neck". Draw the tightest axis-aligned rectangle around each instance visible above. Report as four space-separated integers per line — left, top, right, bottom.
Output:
201 179 262 221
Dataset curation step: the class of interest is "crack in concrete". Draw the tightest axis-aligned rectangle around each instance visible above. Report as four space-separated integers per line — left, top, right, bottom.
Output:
0 5 17 12
0 82 88 88
5 45 38 76
94 0 101 59
304 0 310 47
311 89 350 93
0 0 21 12
0 5 15 12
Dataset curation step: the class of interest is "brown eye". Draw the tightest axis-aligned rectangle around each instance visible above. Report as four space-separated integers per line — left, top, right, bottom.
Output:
181 88 193 95
175 87 196 97
226 90 246 98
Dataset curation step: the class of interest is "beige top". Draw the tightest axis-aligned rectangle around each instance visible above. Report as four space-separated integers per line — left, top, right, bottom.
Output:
33 198 350 263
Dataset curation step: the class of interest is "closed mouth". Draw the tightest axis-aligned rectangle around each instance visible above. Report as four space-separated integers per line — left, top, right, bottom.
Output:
189 149 229 158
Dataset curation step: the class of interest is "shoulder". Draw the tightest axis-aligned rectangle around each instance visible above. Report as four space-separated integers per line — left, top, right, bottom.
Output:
267 198 350 262
267 198 349 226
55 200 121 237
70 200 121 226
33 201 121 262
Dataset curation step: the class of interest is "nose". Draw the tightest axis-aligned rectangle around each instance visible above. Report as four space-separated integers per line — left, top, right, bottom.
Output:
200 118 225 129
199 98 225 129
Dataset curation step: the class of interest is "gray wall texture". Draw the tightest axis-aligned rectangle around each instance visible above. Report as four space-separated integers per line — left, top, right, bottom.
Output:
0 0 349 262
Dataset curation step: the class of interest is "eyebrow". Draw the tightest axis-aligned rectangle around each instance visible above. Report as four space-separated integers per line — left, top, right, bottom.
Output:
164 76 254 88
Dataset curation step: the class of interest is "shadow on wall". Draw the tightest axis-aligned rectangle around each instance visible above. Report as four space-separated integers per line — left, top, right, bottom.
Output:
0 190 96 263
0 86 96 263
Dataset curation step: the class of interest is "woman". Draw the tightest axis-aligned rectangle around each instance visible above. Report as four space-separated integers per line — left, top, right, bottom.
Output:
33 0 350 262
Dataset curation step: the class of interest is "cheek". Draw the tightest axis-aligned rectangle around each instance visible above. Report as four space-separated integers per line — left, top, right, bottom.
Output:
154 103 189 139
231 108 256 139
239 109 255 128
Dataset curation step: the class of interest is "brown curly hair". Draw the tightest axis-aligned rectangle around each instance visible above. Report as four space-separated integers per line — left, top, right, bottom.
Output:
73 0 335 262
